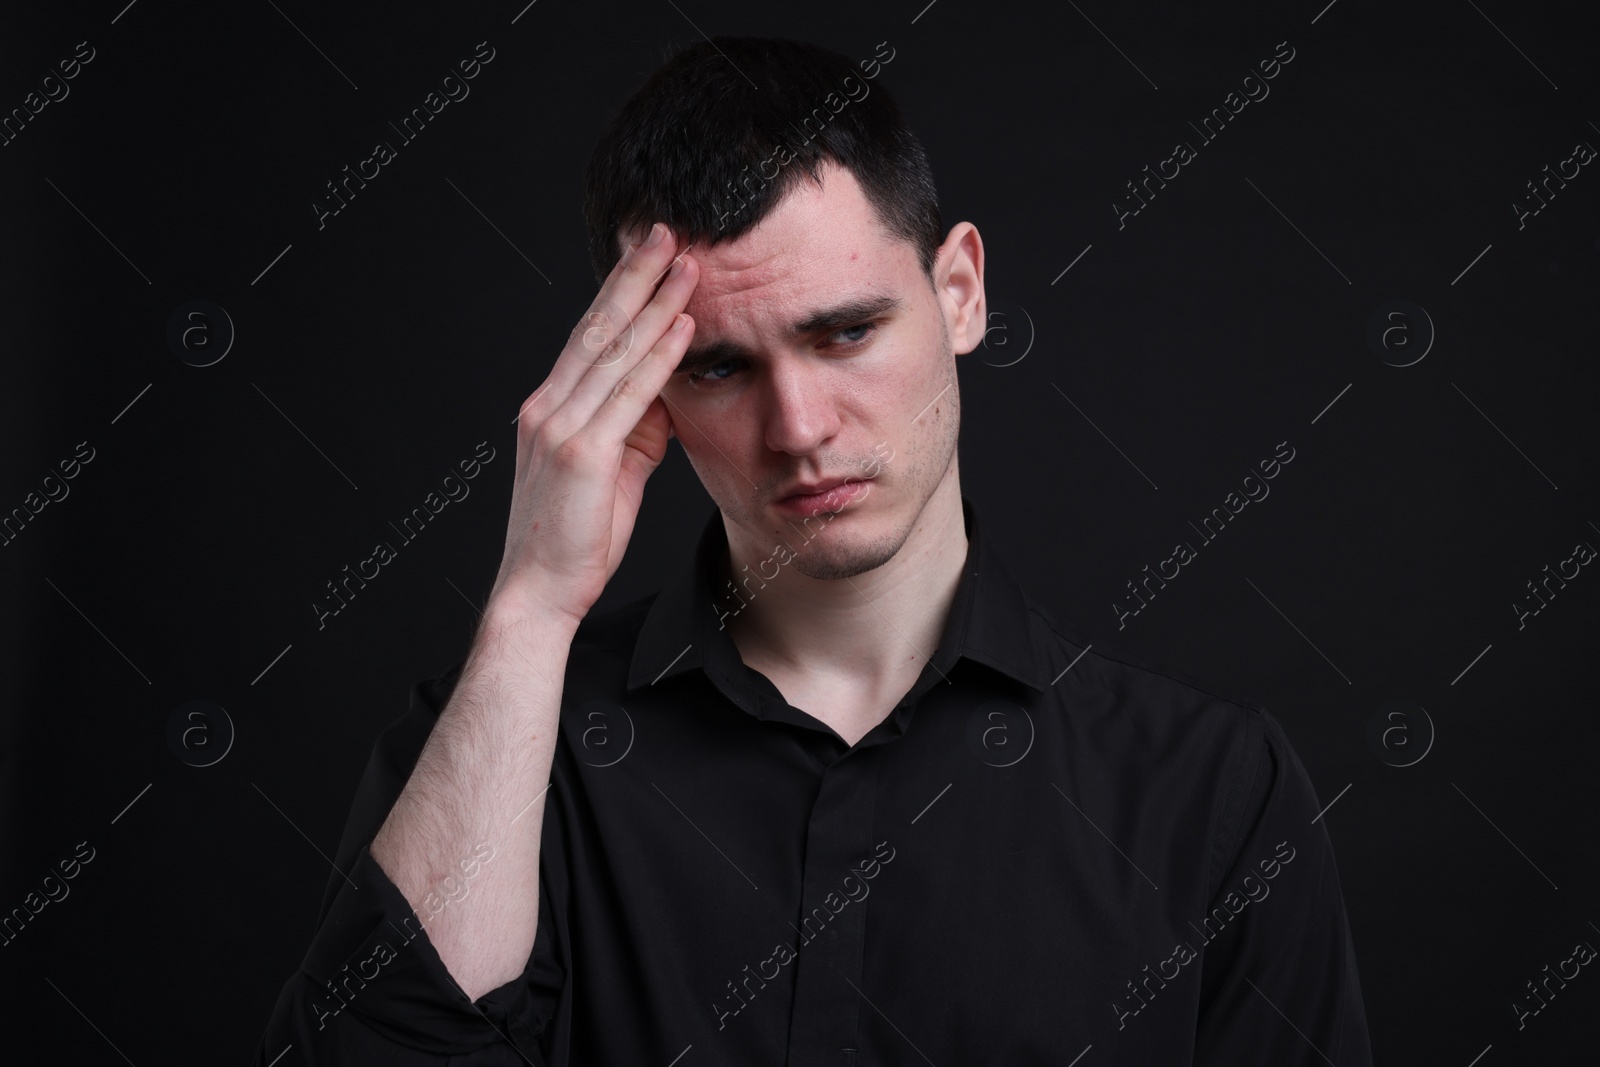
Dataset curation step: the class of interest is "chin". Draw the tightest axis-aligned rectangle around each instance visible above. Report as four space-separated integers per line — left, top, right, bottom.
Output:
786 510 905 581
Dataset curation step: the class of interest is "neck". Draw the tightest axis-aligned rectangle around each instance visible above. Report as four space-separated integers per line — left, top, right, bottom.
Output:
717 473 968 691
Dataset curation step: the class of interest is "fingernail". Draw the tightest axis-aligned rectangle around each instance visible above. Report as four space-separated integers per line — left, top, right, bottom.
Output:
645 222 666 248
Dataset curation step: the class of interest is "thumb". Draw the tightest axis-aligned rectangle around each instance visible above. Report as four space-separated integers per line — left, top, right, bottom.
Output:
622 394 674 470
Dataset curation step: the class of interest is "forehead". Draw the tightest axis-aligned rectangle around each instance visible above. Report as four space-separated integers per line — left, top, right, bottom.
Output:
628 162 921 336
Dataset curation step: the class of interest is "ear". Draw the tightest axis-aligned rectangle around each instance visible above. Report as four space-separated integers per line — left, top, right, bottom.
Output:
936 222 986 356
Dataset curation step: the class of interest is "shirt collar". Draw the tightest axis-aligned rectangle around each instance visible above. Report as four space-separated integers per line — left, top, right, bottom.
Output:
625 496 1051 696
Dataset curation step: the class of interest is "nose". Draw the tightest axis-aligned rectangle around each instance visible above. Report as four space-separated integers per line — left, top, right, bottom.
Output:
762 354 842 457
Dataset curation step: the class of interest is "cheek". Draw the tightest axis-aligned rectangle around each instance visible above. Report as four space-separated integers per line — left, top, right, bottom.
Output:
885 345 957 464
678 420 745 488
878 358 938 430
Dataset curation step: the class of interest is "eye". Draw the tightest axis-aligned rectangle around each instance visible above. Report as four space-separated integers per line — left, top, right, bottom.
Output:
683 323 880 388
826 322 878 350
685 358 746 386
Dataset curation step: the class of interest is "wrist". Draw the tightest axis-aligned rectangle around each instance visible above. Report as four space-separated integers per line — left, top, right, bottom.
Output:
482 582 585 642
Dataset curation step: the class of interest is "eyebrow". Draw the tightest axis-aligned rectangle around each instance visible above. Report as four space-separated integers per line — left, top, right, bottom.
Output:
674 292 905 376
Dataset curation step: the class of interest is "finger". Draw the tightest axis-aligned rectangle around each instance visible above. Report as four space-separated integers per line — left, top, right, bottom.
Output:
579 224 694 368
507 226 685 482
622 394 675 475
518 224 691 430
554 254 698 442
574 309 696 461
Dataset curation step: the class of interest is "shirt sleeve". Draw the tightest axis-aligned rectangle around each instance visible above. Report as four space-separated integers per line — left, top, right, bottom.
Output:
251 661 569 1065
1191 706 1374 1066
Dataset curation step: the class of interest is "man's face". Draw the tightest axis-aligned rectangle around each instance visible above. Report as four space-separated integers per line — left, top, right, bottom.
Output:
621 160 985 580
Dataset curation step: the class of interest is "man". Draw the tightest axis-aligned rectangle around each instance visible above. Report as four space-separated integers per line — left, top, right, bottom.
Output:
255 35 1372 1065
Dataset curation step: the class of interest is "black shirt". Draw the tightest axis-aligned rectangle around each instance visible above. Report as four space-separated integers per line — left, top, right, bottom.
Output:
255 497 1372 1065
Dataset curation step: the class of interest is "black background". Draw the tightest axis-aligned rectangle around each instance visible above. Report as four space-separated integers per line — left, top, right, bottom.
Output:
2 0 1596 1063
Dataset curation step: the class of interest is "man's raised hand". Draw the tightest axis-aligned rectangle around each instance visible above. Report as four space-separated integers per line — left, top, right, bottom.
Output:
489 222 699 629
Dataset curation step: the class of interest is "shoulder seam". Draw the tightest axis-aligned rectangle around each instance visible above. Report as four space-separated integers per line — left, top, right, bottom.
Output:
1208 711 1267 906
1029 603 1270 721
1028 602 1272 910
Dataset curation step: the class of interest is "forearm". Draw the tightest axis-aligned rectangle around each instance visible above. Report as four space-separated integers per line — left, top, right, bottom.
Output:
369 592 575 1002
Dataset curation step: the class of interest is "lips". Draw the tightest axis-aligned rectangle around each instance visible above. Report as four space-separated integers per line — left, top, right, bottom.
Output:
780 476 856 501
773 477 872 516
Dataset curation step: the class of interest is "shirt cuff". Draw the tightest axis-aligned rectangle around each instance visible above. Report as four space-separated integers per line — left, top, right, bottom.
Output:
295 841 545 1058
